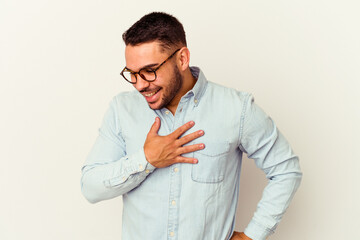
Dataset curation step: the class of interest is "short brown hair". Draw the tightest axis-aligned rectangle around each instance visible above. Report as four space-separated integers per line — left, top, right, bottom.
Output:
122 12 187 51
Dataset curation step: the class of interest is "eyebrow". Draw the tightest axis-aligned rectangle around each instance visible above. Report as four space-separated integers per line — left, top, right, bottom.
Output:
125 63 159 72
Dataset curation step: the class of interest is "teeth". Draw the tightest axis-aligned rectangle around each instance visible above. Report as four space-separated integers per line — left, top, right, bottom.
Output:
144 90 158 97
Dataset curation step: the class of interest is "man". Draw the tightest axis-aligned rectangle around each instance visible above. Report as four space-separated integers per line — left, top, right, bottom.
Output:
81 12 302 240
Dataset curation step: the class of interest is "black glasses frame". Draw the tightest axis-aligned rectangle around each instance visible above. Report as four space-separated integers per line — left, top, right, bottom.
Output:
120 48 181 84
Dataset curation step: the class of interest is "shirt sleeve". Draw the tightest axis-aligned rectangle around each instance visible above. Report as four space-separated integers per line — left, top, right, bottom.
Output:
80 98 156 203
238 94 302 240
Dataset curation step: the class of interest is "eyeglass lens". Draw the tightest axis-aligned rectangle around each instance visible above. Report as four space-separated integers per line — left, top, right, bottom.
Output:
122 69 156 83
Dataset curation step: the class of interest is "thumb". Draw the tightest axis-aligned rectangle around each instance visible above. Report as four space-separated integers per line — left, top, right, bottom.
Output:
148 117 161 135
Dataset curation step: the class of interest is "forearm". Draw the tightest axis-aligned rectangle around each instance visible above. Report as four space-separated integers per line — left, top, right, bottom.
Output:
81 148 155 203
244 157 302 239
239 94 302 239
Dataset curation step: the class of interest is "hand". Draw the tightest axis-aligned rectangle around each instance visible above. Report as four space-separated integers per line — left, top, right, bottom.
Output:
230 231 252 240
144 117 204 168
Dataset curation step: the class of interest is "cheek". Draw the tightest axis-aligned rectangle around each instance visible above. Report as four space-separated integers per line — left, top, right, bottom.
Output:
154 78 167 89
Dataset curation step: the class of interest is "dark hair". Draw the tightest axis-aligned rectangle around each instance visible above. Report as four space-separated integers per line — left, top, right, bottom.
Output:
122 12 187 51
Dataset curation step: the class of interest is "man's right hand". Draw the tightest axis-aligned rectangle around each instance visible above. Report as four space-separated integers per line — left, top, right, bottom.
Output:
144 117 204 168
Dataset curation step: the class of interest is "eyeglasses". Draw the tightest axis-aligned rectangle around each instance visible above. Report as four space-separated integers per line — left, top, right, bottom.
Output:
120 48 180 84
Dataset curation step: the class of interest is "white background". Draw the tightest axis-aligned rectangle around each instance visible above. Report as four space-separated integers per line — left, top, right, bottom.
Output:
1 0 359 239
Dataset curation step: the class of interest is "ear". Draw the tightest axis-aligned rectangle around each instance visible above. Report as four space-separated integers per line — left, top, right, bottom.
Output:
177 47 190 71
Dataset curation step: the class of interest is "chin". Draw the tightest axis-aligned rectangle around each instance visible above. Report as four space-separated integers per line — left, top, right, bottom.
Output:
148 101 163 110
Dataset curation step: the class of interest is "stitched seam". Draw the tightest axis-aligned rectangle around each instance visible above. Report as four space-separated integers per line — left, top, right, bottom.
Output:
113 96 127 150
238 93 251 148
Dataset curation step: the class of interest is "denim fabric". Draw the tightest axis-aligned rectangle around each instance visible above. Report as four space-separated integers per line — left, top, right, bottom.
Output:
81 67 302 240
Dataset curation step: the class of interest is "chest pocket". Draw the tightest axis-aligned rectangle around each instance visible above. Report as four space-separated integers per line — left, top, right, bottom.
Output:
191 141 230 183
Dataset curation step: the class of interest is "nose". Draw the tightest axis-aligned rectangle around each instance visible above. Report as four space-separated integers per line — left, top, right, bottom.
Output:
134 75 150 92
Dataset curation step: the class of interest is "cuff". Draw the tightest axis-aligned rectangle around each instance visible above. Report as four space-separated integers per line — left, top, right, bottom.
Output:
244 220 273 240
104 149 156 188
130 148 156 174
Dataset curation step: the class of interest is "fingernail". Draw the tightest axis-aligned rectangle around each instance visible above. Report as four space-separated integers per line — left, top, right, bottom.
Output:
200 144 205 149
198 130 204 135
189 121 195 126
193 159 198 164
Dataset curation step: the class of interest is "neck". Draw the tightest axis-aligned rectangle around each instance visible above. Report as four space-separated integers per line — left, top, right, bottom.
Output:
167 67 196 114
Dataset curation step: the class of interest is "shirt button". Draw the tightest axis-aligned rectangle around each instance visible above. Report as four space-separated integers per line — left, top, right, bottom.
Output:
122 177 126 181
171 200 176 206
165 110 170 114
145 169 150 174
173 167 179 173
180 108 183 112
139 164 143 170
194 99 198 103
170 231 175 237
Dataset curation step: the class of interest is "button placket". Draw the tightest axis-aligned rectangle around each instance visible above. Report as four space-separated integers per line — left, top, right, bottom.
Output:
167 163 181 239
166 100 187 239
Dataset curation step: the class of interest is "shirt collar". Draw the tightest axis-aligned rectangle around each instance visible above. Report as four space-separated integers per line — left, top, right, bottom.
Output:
183 66 208 106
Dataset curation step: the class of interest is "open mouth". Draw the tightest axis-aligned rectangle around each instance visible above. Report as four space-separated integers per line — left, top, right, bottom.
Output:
143 88 162 103
143 88 161 97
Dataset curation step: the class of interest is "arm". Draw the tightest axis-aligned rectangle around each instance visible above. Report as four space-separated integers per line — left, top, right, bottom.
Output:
80 100 153 203
239 95 302 240
81 99 204 203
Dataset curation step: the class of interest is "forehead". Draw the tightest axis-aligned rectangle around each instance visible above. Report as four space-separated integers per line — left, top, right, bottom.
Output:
125 42 167 71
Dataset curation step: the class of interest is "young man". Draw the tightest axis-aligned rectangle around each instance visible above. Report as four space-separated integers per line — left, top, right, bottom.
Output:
81 12 302 240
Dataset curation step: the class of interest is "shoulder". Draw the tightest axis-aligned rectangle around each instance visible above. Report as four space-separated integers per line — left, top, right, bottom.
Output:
205 81 252 104
108 90 145 109
112 90 142 103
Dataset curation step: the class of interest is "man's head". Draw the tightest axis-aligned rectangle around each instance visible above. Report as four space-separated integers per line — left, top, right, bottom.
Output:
122 12 187 51
122 12 193 112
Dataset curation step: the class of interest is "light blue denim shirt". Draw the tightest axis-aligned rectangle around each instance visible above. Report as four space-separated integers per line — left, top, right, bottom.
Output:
81 67 302 240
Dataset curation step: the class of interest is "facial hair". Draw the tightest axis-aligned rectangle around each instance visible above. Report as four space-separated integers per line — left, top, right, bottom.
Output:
157 65 183 109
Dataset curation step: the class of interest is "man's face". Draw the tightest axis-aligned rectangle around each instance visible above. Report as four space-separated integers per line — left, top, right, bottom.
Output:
125 42 182 110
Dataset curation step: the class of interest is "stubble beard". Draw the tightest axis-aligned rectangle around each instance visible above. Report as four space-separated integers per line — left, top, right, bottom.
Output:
154 66 183 110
